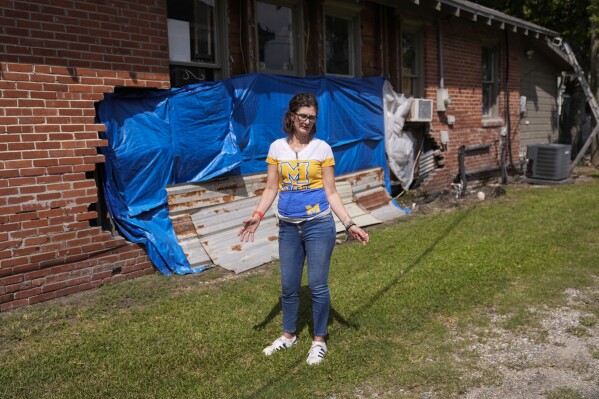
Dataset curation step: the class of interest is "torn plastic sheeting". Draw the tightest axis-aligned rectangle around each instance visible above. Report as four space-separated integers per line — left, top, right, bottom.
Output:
96 74 390 275
382 81 415 189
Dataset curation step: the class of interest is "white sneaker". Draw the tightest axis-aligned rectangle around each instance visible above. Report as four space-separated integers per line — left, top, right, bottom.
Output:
262 335 298 356
306 341 327 365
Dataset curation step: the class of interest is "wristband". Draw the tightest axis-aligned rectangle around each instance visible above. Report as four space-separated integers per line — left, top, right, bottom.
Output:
252 210 264 220
345 222 356 231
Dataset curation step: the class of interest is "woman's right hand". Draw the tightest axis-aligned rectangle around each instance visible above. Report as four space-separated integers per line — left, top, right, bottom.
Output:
348 224 369 246
237 215 261 242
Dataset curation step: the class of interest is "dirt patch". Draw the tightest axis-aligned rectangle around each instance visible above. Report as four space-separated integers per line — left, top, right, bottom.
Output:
397 166 599 398
456 286 599 399
400 165 598 217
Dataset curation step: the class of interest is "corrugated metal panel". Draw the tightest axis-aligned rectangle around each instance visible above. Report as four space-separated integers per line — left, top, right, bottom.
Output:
370 203 407 223
419 150 435 176
166 167 403 273
190 196 264 236
167 173 268 215
172 214 198 239
333 203 381 233
336 167 391 212
336 180 354 205
179 236 213 268
332 181 381 233
354 186 391 211
190 195 280 273
354 186 407 222
201 218 280 274
337 167 386 195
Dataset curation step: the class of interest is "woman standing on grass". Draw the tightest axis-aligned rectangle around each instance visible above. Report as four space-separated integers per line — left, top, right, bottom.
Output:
237 92 369 365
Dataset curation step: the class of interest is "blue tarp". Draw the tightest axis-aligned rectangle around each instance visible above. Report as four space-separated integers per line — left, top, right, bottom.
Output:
96 74 389 275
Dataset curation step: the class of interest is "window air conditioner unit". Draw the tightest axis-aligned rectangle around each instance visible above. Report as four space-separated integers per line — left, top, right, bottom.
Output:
526 144 571 180
406 99 433 122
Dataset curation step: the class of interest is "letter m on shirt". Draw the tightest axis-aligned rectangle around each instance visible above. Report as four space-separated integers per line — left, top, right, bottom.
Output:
280 162 310 186
305 204 320 215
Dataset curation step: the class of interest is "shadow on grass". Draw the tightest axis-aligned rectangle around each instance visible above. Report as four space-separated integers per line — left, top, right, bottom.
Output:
245 209 471 398
253 286 359 336
348 209 471 319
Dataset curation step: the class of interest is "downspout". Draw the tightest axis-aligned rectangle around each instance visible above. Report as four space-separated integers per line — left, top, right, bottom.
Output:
438 21 444 89
503 29 523 175
500 30 509 183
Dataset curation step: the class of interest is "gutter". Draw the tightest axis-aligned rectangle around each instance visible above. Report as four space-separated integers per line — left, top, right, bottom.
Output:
373 0 559 40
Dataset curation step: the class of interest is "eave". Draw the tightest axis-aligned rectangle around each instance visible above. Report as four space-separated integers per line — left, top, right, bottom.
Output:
372 0 560 40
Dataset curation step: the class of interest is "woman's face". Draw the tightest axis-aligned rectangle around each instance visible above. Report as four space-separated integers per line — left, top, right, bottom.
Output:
292 106 317 138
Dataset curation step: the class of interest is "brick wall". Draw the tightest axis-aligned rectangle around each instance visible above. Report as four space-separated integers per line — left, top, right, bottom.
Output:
420 19 523 193
0 0 542 311
0 0 171 312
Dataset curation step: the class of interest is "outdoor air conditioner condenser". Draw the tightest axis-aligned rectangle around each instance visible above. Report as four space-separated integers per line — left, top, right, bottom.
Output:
525 144 571 181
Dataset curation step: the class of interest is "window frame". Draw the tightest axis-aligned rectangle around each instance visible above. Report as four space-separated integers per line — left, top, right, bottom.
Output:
323 2 361 77
400 26 424 98
166 0 229 83
482 46 500 118
255 0 304 76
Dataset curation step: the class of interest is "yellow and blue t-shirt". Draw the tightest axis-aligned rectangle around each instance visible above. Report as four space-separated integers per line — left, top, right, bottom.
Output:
266 138 335 220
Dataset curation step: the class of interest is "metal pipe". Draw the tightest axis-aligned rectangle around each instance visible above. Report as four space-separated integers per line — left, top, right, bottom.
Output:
438 20 444 88
504 29 522 174
459 145 467 195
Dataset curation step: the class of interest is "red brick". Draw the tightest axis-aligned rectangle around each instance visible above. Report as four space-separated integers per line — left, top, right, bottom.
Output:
0 274 24 286
14 287 42 300
28 291 57 305
1 299 29 312
90 270 113 281
0 240 21 251
41 280 69 293
23 268 50 281
6 64 34 73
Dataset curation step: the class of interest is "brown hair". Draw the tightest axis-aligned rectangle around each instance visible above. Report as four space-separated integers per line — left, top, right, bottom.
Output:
282 92 318 137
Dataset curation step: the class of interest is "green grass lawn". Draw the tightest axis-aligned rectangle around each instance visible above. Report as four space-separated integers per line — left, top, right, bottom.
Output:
1 171 598 399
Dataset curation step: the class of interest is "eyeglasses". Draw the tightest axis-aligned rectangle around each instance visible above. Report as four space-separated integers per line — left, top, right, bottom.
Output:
294 113 317 123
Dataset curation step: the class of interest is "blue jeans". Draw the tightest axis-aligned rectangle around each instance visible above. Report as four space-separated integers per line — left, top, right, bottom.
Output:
278 213 336 338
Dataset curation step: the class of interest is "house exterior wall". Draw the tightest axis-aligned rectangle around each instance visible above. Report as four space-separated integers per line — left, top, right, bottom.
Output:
0 0 171 311
519 56 560 154
412 16 523 192
1 0 553 311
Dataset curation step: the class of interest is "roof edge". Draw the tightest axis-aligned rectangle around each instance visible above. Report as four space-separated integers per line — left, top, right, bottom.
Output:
370 0 560 39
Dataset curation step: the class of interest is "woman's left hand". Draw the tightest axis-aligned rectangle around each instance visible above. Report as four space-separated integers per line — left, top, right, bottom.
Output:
348 225 369 245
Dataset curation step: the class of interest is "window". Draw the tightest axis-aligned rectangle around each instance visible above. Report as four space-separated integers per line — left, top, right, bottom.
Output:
256 1 301 74
167 0 228 86
401 30 423 97
324 4 360 77
482 47 499 117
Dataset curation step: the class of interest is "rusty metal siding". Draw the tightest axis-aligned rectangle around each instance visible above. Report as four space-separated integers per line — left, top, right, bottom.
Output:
166 167 403 273
201 218 280 273
336 167 400 216
167 173 269 215
332 181 381 233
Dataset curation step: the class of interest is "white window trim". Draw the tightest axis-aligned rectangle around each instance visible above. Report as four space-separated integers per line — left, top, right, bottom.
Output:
323 2 361 77
482 45 500 119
